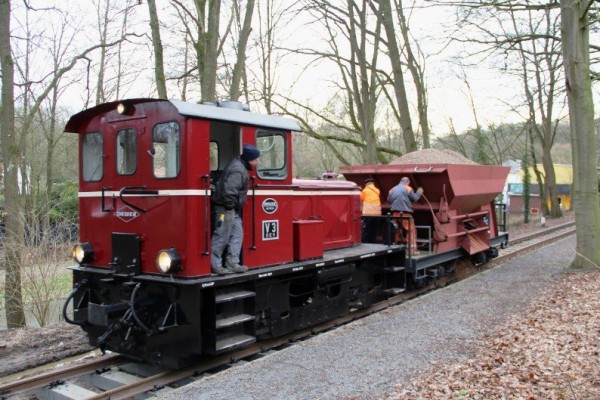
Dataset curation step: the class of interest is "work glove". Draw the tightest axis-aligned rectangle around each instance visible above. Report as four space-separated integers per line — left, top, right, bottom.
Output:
416 187 424 194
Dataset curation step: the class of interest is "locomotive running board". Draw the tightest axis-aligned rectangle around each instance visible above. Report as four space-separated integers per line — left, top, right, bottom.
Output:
133 243 406 288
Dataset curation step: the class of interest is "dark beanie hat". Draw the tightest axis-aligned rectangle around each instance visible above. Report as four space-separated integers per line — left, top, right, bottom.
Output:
241 144 260 161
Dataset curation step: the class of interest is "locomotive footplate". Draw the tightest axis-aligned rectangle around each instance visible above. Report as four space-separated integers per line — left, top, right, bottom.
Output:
131 243 406 287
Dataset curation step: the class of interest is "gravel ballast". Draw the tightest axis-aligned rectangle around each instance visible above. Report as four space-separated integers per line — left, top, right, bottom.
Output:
160 236 575 400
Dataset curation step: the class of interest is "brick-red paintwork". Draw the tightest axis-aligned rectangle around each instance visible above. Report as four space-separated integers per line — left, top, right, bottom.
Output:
340 163 509 254
73 100 361 279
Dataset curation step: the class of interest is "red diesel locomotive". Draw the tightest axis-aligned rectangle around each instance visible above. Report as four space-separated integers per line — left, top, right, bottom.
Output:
63 98 508 368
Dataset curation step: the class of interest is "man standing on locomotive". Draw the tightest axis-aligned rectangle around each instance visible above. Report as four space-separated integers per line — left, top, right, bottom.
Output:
211 144 260 275
388 177 423 253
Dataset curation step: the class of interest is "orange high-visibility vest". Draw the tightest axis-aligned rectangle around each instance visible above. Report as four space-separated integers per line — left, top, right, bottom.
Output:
360 184 382 215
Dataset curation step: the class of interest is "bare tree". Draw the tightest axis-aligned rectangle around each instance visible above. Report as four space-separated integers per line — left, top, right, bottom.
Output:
197 0 222 102
229 0 255 101
95 0 110 105
297 0 384 164
148 0 168 98
372 0 418 152
508 6 564 217
1 0 27 328
432 1 571 217
249 0 290 113
2 0 139 326
395 0 430 148
91 0 143 104
561 0 600 269
171 0 225 102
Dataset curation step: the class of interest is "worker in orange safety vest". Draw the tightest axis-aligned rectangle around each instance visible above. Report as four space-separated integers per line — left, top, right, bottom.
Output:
360 178 382 243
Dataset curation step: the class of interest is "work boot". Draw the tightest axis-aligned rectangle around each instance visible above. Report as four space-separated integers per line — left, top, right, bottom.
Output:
226 263 248 273
212 266 234 275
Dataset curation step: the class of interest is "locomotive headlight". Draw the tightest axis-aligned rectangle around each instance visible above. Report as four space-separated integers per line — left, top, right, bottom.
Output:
116 102 127 115
116 102 135 115
72 242 94 264
156 248 182 273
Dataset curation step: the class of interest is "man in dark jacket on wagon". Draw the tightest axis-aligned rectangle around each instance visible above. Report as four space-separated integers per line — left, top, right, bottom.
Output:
211 144 260 275
388 176 423 253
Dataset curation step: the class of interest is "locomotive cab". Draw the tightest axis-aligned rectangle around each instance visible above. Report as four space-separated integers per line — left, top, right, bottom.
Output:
67 99 300 279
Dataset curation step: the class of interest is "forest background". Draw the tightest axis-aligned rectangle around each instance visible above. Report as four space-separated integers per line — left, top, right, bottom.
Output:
0 0 598 328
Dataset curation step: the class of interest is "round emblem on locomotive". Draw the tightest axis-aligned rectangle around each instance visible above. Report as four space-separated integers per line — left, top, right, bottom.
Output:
262 198 278 214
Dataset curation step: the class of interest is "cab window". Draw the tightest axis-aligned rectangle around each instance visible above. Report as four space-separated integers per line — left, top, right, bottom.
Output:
210 141 219 171
116 128 137 175
256 130 287 180
153 122 180 178
82 132 103 182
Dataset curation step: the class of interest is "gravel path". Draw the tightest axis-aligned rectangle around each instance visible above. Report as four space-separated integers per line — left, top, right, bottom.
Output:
160 236 574 400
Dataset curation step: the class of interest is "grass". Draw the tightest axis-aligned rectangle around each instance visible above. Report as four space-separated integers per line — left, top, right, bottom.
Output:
0 257 74 326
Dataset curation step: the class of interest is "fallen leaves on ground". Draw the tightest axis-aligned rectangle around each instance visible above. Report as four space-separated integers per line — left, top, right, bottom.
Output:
390 270 600 400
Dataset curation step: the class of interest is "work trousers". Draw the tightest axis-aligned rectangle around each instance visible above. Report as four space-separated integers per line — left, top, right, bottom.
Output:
392 211 417 249
361 215 381 243
211 207 243 269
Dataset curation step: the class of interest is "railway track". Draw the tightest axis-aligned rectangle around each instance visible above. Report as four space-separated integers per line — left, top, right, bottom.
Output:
0 222 576 400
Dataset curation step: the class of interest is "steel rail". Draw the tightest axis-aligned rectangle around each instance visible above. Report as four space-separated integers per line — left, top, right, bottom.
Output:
0 354 124 397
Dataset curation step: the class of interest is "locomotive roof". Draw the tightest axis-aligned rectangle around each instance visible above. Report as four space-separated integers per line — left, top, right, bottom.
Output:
65 98 302 133
170 99 302 132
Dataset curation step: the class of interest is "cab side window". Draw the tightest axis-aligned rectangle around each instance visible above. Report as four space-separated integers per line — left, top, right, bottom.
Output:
116 128 137 175
256 130 287 180
153 122 180 178
82 132 103 182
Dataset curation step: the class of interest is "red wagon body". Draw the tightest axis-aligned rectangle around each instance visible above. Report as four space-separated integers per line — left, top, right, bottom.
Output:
340 162 510 255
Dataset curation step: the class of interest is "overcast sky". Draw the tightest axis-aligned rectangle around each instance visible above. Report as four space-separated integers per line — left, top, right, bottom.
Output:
13 0 598 136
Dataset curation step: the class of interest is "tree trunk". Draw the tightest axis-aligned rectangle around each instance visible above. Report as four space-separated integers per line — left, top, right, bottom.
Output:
147 0 168 98
0 0 27 328
229 0 255 101
394 0 430 148
196 0 221 102
541 145 562 217
376 0 417 153
560 0 600 269
347 0 380 164
95 0 110 105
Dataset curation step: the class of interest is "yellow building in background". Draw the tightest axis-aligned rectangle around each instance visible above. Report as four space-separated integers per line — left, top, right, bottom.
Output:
507 163 573 211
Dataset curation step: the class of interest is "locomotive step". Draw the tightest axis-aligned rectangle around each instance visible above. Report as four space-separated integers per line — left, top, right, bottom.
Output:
383 288 406 296
215 290 256 304
216 334 256 352
216 313 256 329
382 266 405 273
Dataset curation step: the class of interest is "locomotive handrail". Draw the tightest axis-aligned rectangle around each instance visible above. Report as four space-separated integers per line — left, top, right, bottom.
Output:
119 186 158 213
445 225 489 239
448 210 489 220
202 175 211 255
250 176 257 250
102 187 115 212
254 183 301 189
414 166 433 172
